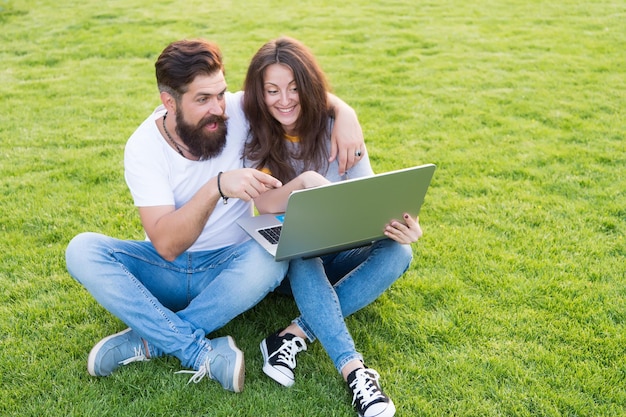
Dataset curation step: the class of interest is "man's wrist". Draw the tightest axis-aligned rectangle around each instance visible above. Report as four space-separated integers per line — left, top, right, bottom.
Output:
217 172 229 205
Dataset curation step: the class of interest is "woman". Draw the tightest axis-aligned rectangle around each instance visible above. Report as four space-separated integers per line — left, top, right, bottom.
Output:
243 37 422 417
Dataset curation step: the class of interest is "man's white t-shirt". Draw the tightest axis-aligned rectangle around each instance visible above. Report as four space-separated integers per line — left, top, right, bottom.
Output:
124 91 252 252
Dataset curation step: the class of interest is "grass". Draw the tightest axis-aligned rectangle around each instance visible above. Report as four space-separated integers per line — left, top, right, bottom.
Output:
1 0 625 416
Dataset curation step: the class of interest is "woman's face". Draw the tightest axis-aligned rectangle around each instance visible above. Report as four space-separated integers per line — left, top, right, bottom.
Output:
263 63 300 135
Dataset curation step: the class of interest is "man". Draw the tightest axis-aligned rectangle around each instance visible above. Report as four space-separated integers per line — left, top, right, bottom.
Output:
65 39 362 393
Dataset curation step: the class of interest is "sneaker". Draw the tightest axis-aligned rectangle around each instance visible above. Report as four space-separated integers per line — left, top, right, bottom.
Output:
87 328 151 377
260 330 307 387
347 368 396 417
176 336 245 393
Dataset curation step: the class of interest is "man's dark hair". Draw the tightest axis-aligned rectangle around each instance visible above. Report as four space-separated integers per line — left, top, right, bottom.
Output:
155 39 224 99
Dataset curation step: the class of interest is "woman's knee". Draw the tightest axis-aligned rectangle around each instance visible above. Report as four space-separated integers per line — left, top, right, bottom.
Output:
380 239 414 272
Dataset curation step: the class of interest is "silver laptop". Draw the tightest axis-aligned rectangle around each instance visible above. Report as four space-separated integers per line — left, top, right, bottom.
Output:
237 163 436 261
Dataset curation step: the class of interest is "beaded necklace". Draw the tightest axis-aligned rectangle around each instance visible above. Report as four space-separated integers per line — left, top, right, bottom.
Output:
162 113 190 157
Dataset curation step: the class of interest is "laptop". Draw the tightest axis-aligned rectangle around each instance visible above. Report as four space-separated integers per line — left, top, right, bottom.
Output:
237 163 436 261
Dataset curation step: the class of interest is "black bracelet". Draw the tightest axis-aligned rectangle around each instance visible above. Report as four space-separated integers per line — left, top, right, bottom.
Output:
217 171 229 205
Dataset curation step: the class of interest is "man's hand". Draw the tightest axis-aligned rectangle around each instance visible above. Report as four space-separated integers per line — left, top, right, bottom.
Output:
218 169 282 201
138 169 282 261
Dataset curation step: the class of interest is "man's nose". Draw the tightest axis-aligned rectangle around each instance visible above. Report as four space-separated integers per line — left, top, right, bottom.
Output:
208 97 224 115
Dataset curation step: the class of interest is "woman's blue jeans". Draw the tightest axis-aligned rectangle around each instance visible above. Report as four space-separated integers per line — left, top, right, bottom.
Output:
288 239 413 373
66 232 288 370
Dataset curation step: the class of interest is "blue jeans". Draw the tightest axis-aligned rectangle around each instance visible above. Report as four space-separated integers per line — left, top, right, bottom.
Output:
288 239 413 373
65 232 288 370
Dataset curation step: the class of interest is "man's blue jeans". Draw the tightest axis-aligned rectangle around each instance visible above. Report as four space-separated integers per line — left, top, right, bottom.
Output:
66 232 288 370
288 239 413 373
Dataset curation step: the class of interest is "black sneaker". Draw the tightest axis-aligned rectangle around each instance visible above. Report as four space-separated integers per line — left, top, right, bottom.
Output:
347 368 396 417
260 330 307 387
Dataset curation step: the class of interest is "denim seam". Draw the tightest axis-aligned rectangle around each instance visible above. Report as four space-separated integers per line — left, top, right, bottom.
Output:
117 259 180 334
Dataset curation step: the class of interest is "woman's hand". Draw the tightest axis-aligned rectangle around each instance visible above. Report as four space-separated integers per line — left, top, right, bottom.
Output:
298 171 331 189
384 214 423 244
253 171 330 214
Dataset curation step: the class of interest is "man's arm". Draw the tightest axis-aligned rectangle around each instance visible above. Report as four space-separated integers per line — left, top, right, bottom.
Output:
327 93 364 175
138 176 220 261
139 169 282 261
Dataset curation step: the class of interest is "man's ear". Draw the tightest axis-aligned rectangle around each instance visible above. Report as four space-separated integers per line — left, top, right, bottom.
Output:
160 91 177 114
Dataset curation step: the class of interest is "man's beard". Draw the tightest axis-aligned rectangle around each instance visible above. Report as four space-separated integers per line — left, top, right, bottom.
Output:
175 111 228 160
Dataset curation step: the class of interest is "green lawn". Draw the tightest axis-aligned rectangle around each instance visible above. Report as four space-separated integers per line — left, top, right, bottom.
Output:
1 0 624 416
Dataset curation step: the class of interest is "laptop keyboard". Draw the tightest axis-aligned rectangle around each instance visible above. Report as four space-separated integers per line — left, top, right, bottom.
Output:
258 225 282 244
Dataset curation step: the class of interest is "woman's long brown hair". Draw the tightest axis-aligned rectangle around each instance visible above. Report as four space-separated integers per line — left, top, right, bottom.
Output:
243 37 333 183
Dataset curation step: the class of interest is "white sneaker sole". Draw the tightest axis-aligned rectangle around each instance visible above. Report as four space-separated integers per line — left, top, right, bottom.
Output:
359 399 396 417
225 336 245 393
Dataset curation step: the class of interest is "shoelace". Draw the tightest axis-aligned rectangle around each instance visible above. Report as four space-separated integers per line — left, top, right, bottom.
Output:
175 343 217 384
118 347 148 366
176 363 213 384
350 369 385 409
269 336 307 369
